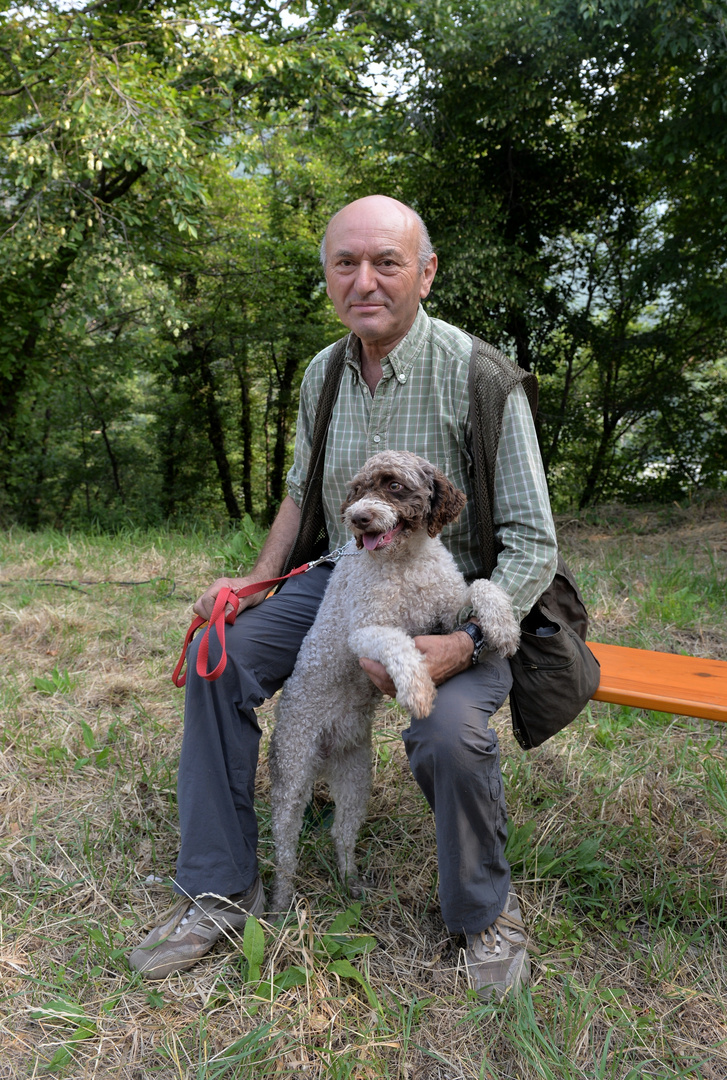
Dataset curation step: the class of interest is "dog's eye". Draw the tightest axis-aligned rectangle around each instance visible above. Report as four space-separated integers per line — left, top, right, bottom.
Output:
389 482 403 492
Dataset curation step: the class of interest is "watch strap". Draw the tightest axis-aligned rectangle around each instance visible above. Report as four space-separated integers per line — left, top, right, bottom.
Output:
456 621 486 666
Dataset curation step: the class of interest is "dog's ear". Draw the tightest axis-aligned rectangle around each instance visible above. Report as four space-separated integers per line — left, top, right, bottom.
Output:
427 471 467 536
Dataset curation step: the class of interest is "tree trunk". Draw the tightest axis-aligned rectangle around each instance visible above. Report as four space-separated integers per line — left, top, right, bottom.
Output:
267 343 299 524
23 404 53 530
195 342 241 522
159 373 180 519
85 386 125 502
234 340 254 516
578 419 618 509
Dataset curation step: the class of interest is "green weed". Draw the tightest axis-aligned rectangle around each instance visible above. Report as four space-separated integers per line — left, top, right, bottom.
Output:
32 665 76 695
211 515 267 575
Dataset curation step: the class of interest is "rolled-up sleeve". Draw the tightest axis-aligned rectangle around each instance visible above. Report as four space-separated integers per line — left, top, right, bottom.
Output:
491 385 558 620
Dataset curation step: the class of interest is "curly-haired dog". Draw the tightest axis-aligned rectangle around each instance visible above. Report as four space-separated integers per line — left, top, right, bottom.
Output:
268 450 520 910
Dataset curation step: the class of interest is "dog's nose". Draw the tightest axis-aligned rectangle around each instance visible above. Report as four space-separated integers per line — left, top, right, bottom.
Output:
349 507 374 528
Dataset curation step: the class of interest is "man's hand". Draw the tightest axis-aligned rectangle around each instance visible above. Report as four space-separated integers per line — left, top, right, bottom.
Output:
193 495 302 623
359 630 475 699
193 576 268 622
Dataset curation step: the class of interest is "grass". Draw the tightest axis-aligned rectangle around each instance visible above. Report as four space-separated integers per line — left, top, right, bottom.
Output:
0 496 726 1078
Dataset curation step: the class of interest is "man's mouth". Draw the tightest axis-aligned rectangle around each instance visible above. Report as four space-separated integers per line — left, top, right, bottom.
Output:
361 522 403 551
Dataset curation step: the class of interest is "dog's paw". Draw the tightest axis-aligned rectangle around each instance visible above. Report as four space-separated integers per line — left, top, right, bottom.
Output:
396 670 437 719
270 882 294 914
346 874 365 900
469 579 521 658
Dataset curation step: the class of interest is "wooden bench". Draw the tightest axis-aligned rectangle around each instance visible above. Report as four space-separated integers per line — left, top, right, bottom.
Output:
586 641 727 723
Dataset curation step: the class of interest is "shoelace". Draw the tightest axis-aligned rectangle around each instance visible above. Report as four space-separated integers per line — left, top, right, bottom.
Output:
171 897 249 936
173 905 197 935
479 910 542 958
480 911 527 954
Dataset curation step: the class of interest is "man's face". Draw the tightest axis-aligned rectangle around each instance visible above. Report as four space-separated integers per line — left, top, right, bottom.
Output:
324 197 437 355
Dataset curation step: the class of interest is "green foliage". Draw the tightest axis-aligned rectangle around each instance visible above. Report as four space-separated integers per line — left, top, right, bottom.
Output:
29 997 98 1071
212 515 268 574
248 903 378 1010
1 0 726 525
241 915 266 983
507 822 615 911
33 665 75 695
0 0 371 529
481 979 696 1080
203 1021 287 1078
367 0 727 507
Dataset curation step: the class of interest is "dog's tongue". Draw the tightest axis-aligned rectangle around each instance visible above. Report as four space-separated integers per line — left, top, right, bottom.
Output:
362 523 402 551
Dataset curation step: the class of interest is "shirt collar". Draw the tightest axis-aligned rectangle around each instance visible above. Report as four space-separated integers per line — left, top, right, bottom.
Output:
345 305 430 383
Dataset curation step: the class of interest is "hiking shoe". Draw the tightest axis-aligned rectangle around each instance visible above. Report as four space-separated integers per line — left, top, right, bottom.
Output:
128 876 265 980
464 891 531 1001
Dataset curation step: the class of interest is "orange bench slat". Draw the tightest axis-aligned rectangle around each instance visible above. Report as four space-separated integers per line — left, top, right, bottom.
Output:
586 641 727 723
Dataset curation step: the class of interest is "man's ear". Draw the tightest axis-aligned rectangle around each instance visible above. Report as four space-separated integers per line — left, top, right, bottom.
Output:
427 471 466 537
419 253 438 300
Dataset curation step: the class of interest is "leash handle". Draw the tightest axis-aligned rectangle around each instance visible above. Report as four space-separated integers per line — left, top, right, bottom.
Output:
171 563 312 687
171 614 207 687
194 585 241 683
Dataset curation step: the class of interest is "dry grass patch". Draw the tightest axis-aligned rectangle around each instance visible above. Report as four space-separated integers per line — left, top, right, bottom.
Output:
1 508 726 1078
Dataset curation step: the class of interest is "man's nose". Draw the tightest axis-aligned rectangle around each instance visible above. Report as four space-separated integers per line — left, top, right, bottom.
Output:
353 260 377 294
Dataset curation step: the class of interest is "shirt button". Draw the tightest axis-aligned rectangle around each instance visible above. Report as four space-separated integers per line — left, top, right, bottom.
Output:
373 435 381 443
398 374 407 383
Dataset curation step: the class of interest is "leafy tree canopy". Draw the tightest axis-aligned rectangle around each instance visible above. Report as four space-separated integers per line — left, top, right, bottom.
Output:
1 0 725 523
357 0 727 505
0 0 364 416
0 0 373 525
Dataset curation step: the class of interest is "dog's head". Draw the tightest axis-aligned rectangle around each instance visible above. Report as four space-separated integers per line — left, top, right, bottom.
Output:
341 451 466 553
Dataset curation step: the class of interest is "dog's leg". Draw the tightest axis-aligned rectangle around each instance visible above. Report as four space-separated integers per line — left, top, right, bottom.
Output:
469 579 521 657
324 728 373 899
349 625 437 719
269 719 320 912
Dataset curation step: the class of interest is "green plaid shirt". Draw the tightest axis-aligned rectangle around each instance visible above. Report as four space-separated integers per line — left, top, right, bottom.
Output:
287 305 557 620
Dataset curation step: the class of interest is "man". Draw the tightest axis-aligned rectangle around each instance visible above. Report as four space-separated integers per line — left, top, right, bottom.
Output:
128 195 557 999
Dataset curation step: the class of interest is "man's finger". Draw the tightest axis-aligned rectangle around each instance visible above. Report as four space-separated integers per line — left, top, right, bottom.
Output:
359 657 396 697
192 577 237 620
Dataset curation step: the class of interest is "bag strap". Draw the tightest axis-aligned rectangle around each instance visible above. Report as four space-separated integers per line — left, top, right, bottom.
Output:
282 334 350 575
467 335 538 578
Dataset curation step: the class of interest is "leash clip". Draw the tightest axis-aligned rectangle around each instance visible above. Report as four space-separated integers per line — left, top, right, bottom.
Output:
306 538 358 571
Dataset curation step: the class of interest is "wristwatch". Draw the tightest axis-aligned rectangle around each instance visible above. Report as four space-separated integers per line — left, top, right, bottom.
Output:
456 621 487 666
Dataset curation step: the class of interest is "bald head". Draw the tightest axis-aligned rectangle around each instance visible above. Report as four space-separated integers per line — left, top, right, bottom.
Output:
320 196 435 274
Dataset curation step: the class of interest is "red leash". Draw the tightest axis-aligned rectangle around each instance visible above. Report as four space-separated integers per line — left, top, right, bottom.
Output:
171 566 310 688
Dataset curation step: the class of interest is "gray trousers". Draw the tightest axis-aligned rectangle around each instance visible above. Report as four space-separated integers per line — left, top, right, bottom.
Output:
175 563 513 935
